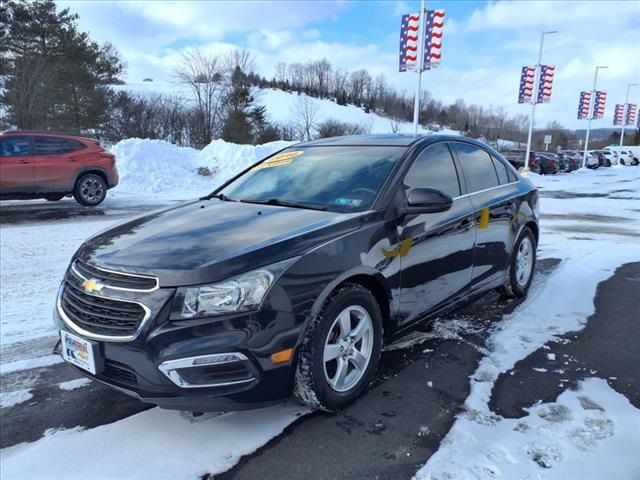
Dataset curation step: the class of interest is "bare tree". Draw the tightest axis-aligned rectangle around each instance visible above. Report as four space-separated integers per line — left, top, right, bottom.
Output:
223 48 256 76
174 48 224 147
274 62 287 84
291 94 319 141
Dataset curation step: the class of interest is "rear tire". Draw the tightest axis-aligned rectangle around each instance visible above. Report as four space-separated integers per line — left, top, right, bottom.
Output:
498 227 536 298
74 173 107 206
294 284 383 411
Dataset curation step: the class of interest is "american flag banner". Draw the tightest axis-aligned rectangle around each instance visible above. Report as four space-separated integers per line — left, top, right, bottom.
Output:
577 91 592 119
423 10 445 70
592 91 607 119
399 13 420 72
518 66 536 103
625 104 637 126
536 65 555 103
614 104 625 126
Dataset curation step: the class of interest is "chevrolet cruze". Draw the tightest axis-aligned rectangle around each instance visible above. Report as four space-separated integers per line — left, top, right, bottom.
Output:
55 135 539 412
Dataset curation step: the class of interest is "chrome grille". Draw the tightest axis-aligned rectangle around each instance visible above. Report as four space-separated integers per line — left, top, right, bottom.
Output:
60 280 147 338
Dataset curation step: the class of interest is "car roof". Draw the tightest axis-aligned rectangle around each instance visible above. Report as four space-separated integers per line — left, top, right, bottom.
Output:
298 133 491 149
1 130 98 143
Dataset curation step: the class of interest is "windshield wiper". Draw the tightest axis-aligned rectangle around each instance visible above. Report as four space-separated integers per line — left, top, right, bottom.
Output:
207 193 235 202
239 198 328 211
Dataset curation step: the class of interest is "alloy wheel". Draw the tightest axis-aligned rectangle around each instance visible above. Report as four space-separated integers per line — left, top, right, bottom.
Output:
80 177 105 204
515 237 534 287
323 305 374 393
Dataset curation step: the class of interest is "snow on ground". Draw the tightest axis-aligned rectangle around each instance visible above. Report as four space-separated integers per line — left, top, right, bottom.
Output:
414 167 640 480
0 403 309 480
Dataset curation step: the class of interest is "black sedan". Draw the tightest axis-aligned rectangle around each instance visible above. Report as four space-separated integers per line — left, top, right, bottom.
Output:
54 135 539 412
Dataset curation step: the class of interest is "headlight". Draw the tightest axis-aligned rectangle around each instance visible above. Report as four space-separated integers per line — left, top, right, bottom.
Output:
171 258 297 320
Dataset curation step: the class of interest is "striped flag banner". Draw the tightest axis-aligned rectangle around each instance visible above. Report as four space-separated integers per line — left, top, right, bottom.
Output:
423 10 445 70
536 65 555 103
625 104 637 126
614 104 625 126
518 66 536 104
577 91 592 119
399 9 445 72
399 12 420 72
592 91 607 119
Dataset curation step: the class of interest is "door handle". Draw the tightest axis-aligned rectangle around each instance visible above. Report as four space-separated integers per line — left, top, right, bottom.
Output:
19 160 30 164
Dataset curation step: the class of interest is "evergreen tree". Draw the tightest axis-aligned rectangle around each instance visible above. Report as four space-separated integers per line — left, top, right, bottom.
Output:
0 0 124 131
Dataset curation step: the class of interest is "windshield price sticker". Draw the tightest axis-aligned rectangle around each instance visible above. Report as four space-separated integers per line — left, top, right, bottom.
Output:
252 150 304 171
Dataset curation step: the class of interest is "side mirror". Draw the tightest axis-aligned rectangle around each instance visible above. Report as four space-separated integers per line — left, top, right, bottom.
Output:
402 188 453 215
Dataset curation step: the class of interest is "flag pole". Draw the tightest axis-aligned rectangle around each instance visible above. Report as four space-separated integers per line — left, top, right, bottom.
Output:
582 65 608 168
620 83 639 147
412 0 426 136
523 30 556 173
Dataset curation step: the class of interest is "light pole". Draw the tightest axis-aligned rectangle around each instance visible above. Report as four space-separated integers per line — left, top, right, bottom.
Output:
523 30 557 173
412 0 427 136
582 65 609 168
620 83 639 147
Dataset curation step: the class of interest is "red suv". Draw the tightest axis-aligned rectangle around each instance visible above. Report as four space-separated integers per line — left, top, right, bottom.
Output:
0 131 118 206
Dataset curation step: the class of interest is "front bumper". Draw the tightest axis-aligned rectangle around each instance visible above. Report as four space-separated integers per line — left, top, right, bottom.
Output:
54 303 304 411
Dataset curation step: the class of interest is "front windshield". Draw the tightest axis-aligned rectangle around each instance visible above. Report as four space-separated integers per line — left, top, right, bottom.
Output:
219 146 405 212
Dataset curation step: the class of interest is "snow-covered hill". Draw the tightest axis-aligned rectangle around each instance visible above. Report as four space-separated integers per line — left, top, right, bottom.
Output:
113 82 455 137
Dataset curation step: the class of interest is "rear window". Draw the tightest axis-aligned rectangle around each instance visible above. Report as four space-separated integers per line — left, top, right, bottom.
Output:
491 156 510 185
34 137 64 154
1 137 30 157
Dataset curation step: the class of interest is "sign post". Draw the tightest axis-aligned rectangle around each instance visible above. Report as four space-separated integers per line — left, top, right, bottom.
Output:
544 134 552 151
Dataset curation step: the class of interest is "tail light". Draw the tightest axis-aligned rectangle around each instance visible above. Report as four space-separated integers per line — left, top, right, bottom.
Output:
100 152 116 166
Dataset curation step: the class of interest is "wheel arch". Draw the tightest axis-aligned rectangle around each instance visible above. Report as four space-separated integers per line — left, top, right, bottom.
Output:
73 167 109 189
307 267 394 339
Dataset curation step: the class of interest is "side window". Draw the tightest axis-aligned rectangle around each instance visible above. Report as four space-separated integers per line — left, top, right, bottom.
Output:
491 156 510 185
33 137 64 155
62 139 85 152
454 143 500 193
404 143 461 197
1 137 31 157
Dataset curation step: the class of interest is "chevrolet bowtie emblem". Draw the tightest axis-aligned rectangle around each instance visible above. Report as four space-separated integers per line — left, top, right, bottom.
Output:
82 279 104 293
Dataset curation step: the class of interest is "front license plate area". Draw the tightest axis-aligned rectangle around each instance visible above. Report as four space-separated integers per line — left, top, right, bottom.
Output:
60 330 99 374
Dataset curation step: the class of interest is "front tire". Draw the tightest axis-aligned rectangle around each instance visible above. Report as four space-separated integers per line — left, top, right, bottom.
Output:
74 173 107 206
498 227 537 298
294 284 383 411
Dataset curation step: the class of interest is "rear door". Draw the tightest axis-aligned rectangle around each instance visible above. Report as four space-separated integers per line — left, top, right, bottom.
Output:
32 136 83 191
396 142 476 326
0 136 34 193
452 142 518 290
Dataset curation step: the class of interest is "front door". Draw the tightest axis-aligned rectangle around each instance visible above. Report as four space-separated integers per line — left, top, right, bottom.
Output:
396 142 475 326
0 136 34 193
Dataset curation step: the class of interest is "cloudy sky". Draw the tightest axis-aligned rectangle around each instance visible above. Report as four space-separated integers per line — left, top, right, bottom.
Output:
58 0 640 129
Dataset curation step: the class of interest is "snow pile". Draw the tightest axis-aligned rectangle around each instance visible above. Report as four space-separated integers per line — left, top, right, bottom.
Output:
111 138 293 197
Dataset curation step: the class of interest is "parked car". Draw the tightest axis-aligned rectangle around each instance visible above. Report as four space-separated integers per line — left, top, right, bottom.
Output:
556 151 581 172
54 134 539 412
0 131 118 206
532 152 560 174
590 150 612 167
501 150 541 174
604 147 637 166
577 150 600 169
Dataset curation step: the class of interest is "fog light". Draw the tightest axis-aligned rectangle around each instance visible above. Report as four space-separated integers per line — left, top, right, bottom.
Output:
271 348 293 364
159 352 253 388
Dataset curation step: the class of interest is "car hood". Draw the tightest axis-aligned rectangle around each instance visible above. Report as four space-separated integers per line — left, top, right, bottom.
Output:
76 199 364 286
